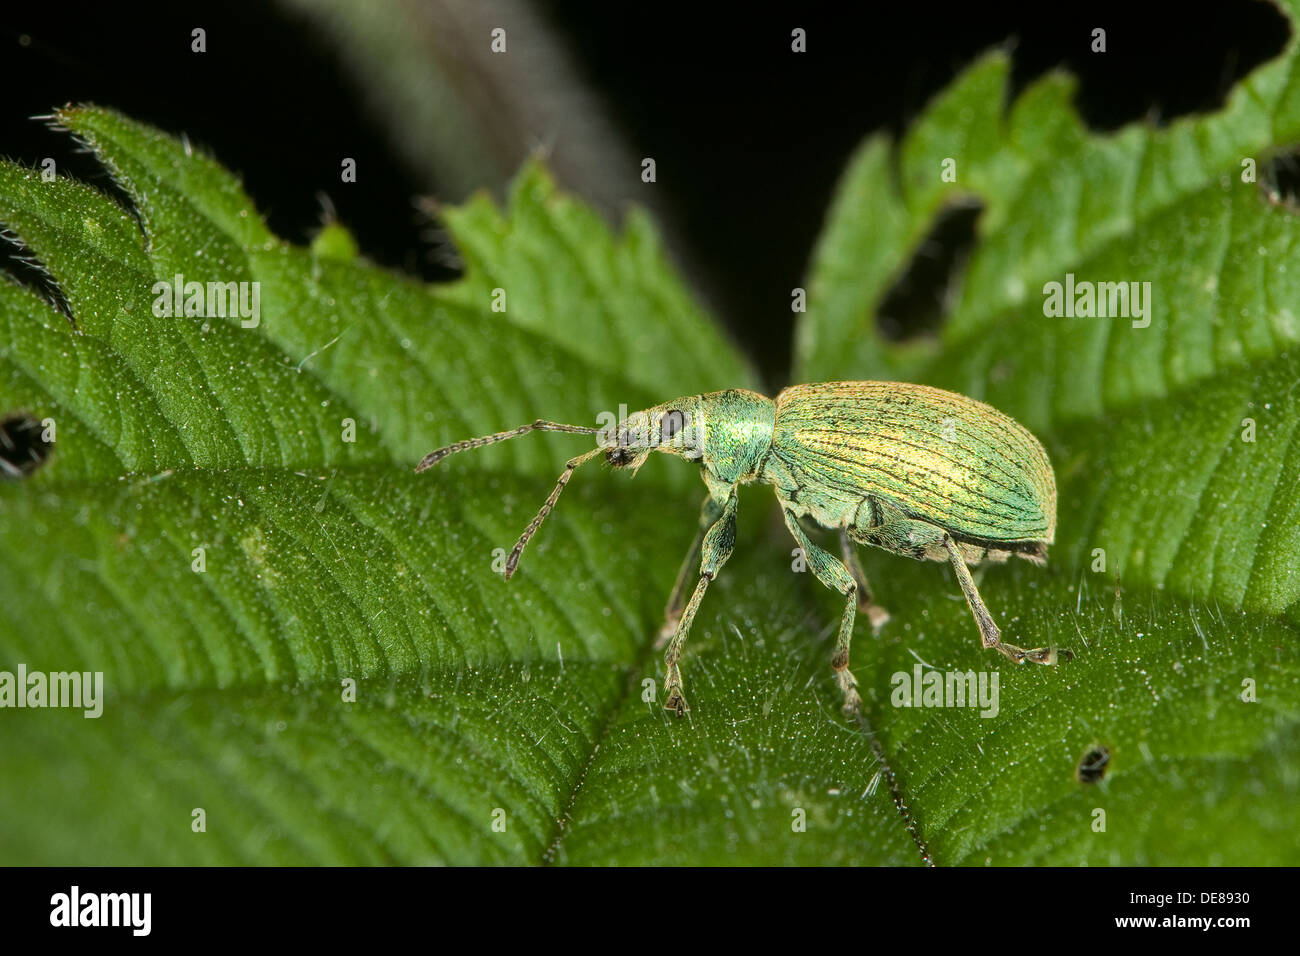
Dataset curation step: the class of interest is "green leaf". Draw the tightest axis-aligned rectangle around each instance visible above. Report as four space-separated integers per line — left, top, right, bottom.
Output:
5 0 1300 864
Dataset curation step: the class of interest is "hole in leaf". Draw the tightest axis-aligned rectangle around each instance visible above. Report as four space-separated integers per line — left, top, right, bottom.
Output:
1258 150 1300 211
0 225 73 324
876 201 982 342
0 413 54 478
1076 744 1111 784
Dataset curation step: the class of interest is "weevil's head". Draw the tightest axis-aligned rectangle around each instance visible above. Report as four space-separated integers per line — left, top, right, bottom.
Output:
602 390 776 484
601 396 706 474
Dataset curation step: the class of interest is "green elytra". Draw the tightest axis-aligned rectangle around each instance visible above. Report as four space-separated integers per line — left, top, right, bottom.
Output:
418 382 1062 717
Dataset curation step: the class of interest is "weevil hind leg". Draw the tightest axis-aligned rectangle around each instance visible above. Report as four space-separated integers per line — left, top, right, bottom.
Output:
939 532 1057 666
663 490 738 715
783 508 862 716
838 527 890 632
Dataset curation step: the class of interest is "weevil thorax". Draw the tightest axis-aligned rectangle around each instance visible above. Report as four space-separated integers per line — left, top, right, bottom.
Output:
694 389 777 484
603 389 775 484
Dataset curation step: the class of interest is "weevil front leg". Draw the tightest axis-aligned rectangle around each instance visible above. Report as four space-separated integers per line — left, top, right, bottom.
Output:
663 489 738 716
783 508 863 715
655 494 723 650
838 527 890 632
940 533 1056 665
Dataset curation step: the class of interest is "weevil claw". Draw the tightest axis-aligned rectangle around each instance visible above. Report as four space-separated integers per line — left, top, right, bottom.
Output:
993 640 1062 666
1017 645 1060 665
664 689 690 716
663 664 691 716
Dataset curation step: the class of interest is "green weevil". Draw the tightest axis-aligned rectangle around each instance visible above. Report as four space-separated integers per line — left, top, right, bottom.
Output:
417 381 1062 717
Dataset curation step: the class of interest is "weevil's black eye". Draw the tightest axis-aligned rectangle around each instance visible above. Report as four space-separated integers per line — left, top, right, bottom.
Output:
660 409 685 443
606 447 635 468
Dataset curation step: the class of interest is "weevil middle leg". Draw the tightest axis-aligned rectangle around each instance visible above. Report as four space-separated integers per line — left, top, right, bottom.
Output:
782 507 863 715
663 490 737 716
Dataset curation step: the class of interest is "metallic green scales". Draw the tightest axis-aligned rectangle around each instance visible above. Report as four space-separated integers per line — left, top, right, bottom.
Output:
769 382 1056 548
419 380 1065 718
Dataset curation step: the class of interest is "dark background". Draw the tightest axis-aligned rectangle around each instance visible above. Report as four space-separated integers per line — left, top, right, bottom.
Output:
0 0 1290 386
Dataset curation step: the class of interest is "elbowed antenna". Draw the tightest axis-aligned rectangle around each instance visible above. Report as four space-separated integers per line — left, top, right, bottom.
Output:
416 418 610 580
415 419 602 472
504 445 605 579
